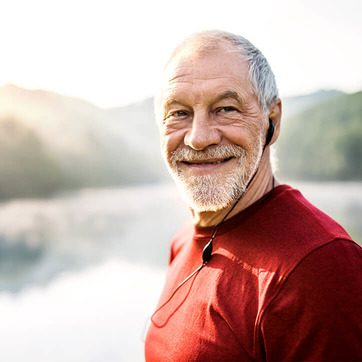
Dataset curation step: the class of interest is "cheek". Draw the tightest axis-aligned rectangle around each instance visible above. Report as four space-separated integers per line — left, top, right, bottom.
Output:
221 124 261 152
160 132 185 162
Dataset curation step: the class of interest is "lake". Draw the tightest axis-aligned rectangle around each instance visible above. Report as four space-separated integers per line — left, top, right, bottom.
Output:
0 182 360 361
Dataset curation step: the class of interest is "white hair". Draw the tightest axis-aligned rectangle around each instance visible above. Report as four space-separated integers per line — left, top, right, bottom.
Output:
158 30 279 116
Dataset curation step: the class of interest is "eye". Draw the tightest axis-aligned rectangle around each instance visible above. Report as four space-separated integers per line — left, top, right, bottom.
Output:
162 109 190 126
219 106 238 113
172 110 188 117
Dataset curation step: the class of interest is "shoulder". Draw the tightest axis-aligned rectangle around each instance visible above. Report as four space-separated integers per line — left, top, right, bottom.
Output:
266 184 351 241
241 184 354 273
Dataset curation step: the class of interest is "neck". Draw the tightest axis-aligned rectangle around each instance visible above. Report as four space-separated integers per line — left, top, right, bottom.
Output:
191 153 280 227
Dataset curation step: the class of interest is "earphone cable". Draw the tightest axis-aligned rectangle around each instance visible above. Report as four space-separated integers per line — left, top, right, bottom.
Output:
149 175 275 329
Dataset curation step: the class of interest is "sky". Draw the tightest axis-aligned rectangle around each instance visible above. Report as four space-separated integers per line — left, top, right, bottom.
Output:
1 0 361 108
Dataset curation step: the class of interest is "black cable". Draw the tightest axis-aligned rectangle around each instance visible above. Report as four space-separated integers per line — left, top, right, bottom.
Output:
150 176 275 326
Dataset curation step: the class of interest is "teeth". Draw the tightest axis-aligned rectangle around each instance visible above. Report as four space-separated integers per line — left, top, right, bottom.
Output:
199 161 223 165
183 158 232 165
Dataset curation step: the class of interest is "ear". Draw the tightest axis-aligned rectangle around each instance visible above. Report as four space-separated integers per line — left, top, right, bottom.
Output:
267 98 282 146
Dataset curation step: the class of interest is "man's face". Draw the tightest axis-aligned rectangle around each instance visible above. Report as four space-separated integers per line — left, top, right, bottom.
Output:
159 44 268 212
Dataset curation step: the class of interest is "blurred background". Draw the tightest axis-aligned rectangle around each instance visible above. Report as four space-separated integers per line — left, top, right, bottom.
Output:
0 0 361 361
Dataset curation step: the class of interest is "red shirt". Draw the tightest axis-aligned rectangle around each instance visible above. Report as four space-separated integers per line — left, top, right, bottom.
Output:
145 185 362 361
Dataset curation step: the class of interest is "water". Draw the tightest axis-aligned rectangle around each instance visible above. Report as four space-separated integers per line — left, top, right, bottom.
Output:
0 184 190 292
0 182 360 361
0 260 165 362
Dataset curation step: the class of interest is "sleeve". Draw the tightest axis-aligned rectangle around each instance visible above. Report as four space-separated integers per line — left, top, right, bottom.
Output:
260 239 362 361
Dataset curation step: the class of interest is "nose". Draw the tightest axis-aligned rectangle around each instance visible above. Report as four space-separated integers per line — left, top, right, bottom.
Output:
184 112 221 151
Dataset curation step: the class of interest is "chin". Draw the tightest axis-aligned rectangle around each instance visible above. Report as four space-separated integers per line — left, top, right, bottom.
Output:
173 171 247 213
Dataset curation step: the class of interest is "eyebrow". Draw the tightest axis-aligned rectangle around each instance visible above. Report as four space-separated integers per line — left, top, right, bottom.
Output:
162 90 243 110
214 90 243 104
163 97 182 110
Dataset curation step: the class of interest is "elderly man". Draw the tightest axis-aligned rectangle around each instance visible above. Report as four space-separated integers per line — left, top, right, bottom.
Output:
145 30 361 361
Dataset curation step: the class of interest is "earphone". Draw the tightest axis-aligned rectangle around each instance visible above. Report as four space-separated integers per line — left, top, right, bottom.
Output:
264 118 275 149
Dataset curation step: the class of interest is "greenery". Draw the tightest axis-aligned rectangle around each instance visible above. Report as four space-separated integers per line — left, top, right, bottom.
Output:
277 91 362 181
0 118 77 198
0 117 164 199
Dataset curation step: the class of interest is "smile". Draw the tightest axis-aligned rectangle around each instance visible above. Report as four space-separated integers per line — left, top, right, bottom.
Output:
182 157 234 165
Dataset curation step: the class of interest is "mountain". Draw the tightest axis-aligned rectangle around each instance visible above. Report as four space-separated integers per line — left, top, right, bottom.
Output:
282 89 344 119
276 90 362 180
108 97 165 171
0 84 168 198
0 117 77 198
0 84 108 154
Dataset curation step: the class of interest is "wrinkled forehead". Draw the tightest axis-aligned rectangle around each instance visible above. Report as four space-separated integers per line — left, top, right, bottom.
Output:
165 36 240 68
160 44 251 96
153 42 252 121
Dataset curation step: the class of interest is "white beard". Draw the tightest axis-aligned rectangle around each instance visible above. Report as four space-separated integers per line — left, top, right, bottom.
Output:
164 143 263 212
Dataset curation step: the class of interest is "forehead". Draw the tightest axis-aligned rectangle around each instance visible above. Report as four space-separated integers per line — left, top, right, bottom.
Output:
161 45 252 102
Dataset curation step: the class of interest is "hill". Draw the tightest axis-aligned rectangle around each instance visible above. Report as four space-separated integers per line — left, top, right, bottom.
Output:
282 89 344 119
276 91 362 180
0 85 167 198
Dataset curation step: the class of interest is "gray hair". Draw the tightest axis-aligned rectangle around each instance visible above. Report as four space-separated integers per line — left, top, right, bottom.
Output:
162 30 279 115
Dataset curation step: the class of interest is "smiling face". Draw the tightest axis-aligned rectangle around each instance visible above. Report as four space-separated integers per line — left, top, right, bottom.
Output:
159 42 269 212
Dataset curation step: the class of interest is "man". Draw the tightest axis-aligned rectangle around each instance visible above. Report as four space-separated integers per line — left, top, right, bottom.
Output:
145 30 361 361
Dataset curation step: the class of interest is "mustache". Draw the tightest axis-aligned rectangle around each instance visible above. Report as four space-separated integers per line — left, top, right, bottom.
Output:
171 145 247 164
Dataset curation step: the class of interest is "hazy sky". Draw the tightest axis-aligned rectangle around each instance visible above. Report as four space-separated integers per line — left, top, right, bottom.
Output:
1 0 361 107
